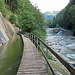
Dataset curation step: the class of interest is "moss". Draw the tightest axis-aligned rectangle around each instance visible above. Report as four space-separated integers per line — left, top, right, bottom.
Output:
50 61 70 75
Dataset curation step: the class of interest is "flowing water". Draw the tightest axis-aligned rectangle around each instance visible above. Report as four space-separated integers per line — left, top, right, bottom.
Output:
46 28 75 62
0 34 23 75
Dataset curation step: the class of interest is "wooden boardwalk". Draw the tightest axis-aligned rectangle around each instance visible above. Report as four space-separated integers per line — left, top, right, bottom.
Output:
17 35 47 75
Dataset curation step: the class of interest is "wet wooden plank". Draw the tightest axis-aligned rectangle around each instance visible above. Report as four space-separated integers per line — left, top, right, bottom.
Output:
17 35 47 75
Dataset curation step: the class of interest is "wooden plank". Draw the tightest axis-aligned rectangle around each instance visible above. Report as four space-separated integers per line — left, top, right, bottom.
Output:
17 35 47 75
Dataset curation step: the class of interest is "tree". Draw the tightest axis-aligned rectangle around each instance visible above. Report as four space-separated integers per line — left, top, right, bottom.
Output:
1 0 46 39
69 5 75 26
69 5 75 35
0 0 6 16
50 1 75 35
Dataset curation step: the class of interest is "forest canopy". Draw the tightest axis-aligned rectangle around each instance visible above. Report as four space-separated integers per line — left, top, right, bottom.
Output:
45 1 75 35
0 0 46 40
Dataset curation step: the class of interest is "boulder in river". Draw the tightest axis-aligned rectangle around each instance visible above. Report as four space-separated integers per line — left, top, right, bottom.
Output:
53 28 60 33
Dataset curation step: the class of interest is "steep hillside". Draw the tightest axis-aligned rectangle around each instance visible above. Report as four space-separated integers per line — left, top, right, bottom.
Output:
0 0 46 42
44 11 59 20
0 12 16 46
51 1 75 35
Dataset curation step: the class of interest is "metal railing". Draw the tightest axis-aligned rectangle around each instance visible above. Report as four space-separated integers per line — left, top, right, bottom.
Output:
25 32 75 75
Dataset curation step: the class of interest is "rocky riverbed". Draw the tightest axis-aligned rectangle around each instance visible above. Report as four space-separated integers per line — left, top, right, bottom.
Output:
46 28 75 75
46 28 75 61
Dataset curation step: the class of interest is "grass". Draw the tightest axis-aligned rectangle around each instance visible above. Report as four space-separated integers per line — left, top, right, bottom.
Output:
38 47 55 60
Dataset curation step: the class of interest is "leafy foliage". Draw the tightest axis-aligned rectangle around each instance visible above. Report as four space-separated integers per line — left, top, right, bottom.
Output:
0 0 46 41
0 0 7 16
31 30 46 41
9 14 16 24
45 20 54 28
46 1 75 35
0 0 46 40
12 0 46 39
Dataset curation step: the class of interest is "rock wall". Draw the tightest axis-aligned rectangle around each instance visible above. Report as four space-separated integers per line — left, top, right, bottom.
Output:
0 12 9 46
0 25 9 42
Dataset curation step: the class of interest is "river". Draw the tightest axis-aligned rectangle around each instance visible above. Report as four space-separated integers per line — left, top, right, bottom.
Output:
46 28 75 62
0 34 23 75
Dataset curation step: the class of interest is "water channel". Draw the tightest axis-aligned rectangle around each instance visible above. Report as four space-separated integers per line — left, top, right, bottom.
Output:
0 34 23 75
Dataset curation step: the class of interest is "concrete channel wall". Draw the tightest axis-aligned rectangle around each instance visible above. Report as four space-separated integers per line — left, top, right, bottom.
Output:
0 12 9 46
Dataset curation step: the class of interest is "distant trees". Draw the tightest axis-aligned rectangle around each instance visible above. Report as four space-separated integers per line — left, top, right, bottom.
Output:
51 1 75 35
69 5 75 35
44 11 59 20
45 1 75 35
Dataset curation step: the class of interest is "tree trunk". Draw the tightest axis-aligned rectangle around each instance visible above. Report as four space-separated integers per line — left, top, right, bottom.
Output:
10 0 13 8
9 0 10 6
5 0 6 3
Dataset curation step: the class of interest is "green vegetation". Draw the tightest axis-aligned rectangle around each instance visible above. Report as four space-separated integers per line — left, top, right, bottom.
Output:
9 14 16 24
56 23 60 28
42 49 55 60
45 1 75 35
39 46 55 60
0 0 46 40
44 11 59 20
0 0 7 16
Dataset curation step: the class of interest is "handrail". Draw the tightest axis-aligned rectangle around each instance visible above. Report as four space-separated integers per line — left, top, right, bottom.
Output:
25 32 75 75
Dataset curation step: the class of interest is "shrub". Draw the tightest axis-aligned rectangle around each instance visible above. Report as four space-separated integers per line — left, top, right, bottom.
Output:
31 30 46 41
1 8 7 17
9 14 16 24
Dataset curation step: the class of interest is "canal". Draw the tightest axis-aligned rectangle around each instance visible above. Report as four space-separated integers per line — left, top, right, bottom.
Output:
0 34 23 75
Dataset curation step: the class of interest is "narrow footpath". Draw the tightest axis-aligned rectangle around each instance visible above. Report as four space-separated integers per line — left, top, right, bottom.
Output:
17 35 47 75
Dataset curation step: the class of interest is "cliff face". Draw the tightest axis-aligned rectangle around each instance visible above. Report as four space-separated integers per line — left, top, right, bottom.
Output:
0 25 9 42
0 12 14 46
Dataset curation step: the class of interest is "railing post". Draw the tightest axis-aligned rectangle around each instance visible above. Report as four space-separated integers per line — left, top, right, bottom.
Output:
46 42 48 73
25 32 27 37
30 34 31 40
34 36 35 45
28 33 29 39
29 34 30 39
40 41 42 55
37 37 38 50
32 35 33 42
